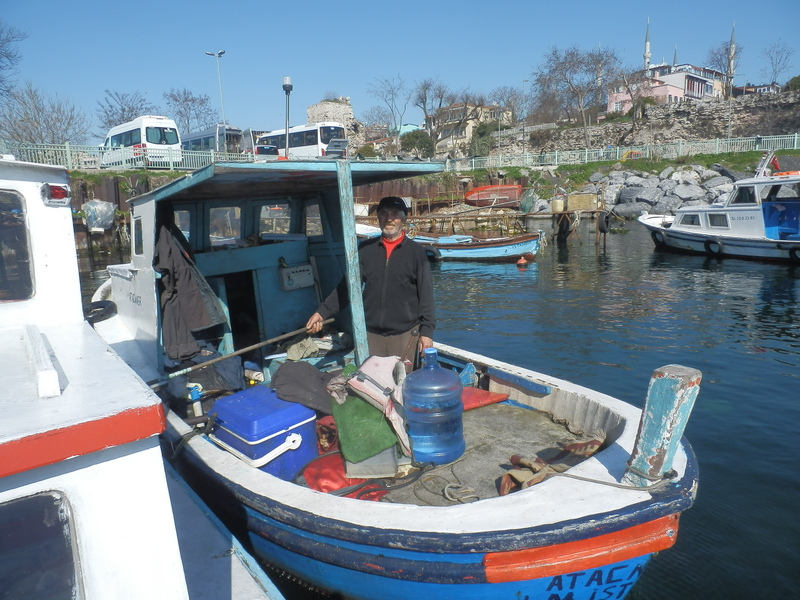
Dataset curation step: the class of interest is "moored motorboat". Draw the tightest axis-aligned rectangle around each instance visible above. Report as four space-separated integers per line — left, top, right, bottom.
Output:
639 153 800 263
0 155 283 600
91 159 700 600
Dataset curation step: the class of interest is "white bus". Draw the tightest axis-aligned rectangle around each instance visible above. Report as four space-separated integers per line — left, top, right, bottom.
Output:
256 122 346 158
182 124 244 154
100 115 182 169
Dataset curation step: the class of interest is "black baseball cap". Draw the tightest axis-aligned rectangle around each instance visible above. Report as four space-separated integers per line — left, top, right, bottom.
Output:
377 196 409 214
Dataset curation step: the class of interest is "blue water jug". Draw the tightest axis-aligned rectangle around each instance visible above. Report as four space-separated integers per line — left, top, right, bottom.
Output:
402 348 465 465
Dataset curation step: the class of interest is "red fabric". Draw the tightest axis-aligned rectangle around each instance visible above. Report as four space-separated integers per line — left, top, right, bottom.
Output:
770 155 781 171
302 453 388 501
382 232 404 259
461 387 509 411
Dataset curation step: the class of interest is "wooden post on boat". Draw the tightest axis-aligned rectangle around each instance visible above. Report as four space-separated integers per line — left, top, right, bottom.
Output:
336 160 369 365
623 364 701 487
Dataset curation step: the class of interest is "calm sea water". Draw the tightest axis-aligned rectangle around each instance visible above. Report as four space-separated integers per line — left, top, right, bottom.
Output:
431 219 800 599
79 219 800 598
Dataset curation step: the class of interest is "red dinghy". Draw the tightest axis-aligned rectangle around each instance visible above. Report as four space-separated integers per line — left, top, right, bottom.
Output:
464 184 522 208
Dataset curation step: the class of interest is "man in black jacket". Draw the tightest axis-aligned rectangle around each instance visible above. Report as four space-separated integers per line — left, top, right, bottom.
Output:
306 196 435 367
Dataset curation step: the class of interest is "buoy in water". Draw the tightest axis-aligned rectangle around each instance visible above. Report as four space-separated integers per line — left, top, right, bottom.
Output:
516 256 529 269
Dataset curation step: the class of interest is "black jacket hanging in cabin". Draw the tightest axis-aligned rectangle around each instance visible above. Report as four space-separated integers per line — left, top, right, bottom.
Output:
154 225 227 360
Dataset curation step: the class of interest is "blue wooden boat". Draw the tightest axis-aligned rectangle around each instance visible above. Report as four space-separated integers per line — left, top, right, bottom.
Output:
93 159 700 600
356 224 543 262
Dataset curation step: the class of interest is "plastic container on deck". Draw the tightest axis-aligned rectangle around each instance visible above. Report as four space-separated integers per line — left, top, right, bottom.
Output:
402 348 465 465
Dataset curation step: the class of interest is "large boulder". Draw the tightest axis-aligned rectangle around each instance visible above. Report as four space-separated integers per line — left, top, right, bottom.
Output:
602 183 624 205
651 195 683 214
617 186 642 204
659 166 675 180
674 183 706 201
704 175 733 188
671 169 702 185
634 187 664 206
613 202 651 218
658 178 678 193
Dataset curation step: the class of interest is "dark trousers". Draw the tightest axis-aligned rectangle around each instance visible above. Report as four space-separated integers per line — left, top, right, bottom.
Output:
367 327 419 372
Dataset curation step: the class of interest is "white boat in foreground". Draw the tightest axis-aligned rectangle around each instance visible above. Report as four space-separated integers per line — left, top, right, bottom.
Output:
0 155 283 599
638 153 800 263
90 159 700 600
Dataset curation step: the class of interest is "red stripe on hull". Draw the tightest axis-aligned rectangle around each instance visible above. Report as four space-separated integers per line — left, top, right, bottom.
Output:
0 404 166 478
484 514 680 582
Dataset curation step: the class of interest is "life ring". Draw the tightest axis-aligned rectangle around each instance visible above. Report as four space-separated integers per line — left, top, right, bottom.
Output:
703 237 724 256
651 229 667 248
84 300 117 324
424 246 442 262
789 247 800 263
597 211 613 234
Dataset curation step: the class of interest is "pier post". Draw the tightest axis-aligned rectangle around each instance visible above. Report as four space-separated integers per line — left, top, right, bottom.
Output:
623 364 701 487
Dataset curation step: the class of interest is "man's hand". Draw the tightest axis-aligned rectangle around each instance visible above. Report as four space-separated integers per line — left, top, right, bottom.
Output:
418 335 433 354
306 312 325 334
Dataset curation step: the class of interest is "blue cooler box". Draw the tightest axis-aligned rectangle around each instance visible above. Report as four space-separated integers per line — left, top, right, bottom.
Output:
211 385 318 481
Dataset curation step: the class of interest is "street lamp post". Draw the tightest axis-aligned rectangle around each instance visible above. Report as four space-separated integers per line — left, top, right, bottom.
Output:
205 51 227 130
282 76 293 158
521 79 529 155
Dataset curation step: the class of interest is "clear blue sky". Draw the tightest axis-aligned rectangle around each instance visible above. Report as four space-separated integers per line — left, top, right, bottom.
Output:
5 0 799 144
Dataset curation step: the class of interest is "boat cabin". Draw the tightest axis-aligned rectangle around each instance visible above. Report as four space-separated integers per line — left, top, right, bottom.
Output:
670 173 800 240
103 161 444 381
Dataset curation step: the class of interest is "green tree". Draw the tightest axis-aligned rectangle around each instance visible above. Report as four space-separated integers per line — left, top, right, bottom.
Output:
785 75 800 91
400 129 434 158
469 120 500 157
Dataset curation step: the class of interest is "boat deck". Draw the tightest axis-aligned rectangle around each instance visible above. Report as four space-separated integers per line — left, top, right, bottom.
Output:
382 403 601 505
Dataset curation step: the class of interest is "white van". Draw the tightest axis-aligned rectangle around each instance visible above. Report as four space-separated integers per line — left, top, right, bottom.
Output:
100 115 182 169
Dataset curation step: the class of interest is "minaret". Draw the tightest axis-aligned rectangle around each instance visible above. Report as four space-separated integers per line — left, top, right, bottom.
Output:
643 18 651 70
673 44 678 67
727 23 736 95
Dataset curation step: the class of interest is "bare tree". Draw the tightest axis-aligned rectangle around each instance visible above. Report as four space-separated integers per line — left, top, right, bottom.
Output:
0 82 90 144
616 67 653 129
163 88 217 134
413 77 449 140
489 86 523 123
368 76 412 146
707 41 743 98
761 41 794 85
434 89 487 157
0 21 27 99
96 90 159 133
534 45 619 148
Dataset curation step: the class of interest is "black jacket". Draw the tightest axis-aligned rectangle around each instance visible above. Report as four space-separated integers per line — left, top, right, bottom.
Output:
317 234 435 338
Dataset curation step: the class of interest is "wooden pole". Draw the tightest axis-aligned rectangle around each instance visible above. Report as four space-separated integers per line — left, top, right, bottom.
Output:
623 364 702 487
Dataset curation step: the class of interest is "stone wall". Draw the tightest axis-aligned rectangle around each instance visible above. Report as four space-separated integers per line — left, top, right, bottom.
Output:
505 91 800 154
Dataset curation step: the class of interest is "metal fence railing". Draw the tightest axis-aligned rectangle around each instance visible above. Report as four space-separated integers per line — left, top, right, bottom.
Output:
444 132 800 171
0 141 263 172
2 132 799 173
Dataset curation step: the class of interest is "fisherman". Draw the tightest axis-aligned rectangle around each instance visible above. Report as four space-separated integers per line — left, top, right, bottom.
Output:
306 196 435 369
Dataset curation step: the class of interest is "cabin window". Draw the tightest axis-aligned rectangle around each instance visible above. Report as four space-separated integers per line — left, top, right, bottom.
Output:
258 203 291 236
0 190 33 300
132 216 144 256
209 206 241 246
731 187 757 205
678 213 701 227
708 213 729 228
0 492 81 598
174 210 191 242
305 202 323 237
